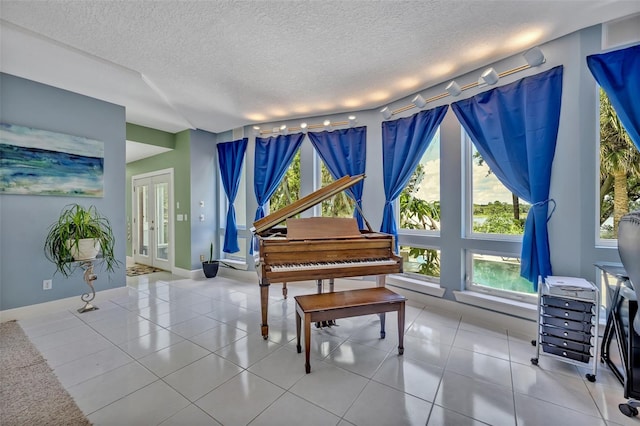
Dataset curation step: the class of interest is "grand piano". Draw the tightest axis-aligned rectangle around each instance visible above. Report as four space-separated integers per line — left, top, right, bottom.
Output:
252 174 403 339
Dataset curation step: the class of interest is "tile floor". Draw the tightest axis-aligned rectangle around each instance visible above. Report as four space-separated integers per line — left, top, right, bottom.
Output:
15 271 638 426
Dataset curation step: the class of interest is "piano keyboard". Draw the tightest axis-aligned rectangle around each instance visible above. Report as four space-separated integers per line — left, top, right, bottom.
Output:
270 258 397 272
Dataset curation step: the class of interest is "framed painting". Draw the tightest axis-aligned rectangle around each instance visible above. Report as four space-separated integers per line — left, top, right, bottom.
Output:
0 123 104 197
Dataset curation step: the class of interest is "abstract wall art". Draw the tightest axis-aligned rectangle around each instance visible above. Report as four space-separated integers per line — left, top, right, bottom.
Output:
0 123 104 197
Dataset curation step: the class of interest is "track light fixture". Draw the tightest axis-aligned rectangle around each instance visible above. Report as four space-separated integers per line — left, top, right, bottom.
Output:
479 67 499 86
445 80 462 97
300 122 308 133
348 115 357 127
412 94 427 108
524 46 545 67
381 107 392 120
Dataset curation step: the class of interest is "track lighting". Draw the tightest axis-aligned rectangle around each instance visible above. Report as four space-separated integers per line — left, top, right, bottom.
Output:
524 46 545 67
348 115 357 127
381 107 392 119
445 80 462 97
412 94 427 108
479 68 499 86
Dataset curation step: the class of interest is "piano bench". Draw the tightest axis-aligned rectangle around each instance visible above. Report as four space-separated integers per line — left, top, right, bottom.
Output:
294 287 406 373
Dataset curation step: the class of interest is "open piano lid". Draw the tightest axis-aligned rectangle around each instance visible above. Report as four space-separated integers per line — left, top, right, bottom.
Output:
252 174 365 234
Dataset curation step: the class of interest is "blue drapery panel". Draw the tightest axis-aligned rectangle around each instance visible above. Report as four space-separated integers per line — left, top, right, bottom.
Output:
380 105 448 252
253 133 305 221
452 66 564 288
587 44 640 150
217 138 248 253
307 127 367 229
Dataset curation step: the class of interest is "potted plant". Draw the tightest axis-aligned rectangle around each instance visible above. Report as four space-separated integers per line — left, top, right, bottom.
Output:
44 204 119 277
202 242 219 278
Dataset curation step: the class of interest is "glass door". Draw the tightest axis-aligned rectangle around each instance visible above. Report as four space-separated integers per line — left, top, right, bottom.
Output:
133 172 172 270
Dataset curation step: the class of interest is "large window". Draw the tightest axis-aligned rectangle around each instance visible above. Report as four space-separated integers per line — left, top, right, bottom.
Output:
470 145 529 236
465 136 536 299
320 162 355 218
269 150 301 214
399 130 440 233
598 89 640 240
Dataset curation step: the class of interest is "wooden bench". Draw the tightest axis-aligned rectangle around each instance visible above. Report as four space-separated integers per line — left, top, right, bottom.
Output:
295 287 406 373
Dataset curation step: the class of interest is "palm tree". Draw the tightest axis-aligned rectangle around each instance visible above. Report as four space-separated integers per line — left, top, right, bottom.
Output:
599 89 640 235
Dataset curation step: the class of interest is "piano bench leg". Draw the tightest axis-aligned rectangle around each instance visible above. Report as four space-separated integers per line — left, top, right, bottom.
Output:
282 283 288 299
380 313 386 339
261 324 269 340
296 311 302 353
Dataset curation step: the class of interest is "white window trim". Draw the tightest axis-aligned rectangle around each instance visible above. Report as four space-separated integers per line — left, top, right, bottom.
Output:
387 274 445 298
453 290 537 322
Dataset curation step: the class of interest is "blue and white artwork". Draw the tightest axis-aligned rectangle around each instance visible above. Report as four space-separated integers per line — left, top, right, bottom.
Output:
0 123 104 197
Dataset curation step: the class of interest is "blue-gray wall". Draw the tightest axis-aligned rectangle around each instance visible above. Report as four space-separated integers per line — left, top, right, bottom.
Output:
0 73 126 311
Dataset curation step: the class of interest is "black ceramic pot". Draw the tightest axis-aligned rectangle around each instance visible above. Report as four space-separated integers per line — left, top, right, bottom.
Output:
202 261 219 278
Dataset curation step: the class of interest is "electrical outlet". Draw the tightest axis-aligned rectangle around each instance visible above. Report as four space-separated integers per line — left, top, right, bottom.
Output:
200 254 205 262
43 279 52 290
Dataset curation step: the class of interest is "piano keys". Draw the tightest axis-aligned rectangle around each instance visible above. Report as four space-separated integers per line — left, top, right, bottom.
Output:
252 174 403 339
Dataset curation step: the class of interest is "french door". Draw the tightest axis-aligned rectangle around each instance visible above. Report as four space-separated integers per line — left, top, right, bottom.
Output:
132 170 173 270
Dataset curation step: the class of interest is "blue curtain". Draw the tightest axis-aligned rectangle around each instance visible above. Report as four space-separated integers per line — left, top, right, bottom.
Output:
452 66 564 287
307 127 367 229
587 44 640 150
380 105 448 252
253 133 305 221
217 138 248 253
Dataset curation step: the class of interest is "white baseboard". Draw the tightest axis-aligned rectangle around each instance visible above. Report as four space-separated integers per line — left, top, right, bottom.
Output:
0 286 129 323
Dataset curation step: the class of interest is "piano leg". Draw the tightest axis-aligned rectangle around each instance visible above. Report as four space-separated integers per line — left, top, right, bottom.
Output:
316 280 323 328
398 301 405 355
260 283 270 339
329 278 334 293
282 282 288 299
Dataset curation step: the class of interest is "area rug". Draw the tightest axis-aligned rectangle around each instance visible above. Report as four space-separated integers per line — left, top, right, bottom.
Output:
126 263 164 277
0 320 91 426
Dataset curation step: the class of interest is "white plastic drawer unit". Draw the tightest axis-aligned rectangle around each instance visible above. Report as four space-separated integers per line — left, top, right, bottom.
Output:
531 278 600 382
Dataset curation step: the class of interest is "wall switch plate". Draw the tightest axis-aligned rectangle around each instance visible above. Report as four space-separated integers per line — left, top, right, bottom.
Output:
43 279 52 290
200 254 205 262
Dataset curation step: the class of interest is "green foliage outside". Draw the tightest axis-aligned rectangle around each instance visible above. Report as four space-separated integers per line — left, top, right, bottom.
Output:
269 151 354 219
599 89 640 238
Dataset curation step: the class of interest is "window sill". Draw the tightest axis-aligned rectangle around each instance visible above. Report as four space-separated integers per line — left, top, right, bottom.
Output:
220 259 248 271
453 290 537 321
386 274 445 298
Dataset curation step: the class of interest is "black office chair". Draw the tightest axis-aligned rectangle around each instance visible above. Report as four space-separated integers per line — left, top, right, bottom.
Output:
618 211 640 417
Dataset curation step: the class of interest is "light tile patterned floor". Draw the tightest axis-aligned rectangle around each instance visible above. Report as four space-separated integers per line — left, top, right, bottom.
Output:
15 271 636 426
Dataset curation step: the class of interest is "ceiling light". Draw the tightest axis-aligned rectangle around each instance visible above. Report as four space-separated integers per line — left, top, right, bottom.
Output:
479 67 499 86
412 94 427 108
348 115 357 127
446 80 462 97
280 124 288 135
300 122 308 133
252 126 260 135
523 46 545 67
323 120 331 128
381 107 392 120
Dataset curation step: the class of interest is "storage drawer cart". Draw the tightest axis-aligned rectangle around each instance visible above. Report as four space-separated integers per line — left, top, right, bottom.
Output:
531 276 600 382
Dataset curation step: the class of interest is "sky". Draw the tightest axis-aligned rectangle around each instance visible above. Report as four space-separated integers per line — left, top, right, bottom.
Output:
414 133 521 205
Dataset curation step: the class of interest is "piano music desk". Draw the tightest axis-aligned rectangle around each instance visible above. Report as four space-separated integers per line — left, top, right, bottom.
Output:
295 287 406 373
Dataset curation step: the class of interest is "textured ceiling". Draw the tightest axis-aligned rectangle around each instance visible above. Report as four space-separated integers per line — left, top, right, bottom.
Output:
1 1 639 134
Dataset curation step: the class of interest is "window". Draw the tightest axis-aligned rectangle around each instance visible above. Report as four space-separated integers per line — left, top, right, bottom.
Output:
400 245 440 281
470 145 529 236
399 130 440 233
598 89 640 241
468 252 536 299
464 134 536 300
320 162 355 218
270 150 301 215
